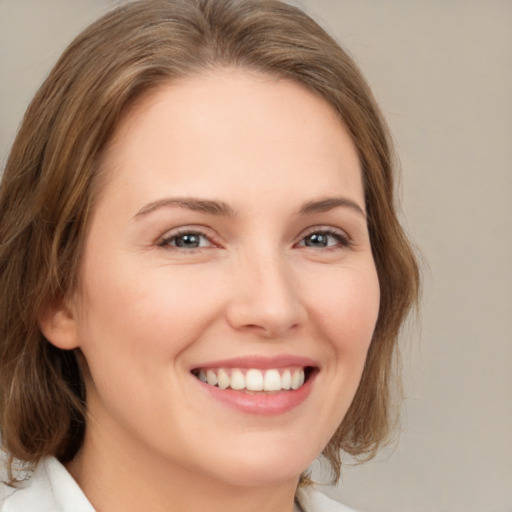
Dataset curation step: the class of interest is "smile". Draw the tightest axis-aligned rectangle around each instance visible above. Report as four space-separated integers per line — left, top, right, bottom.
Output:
192 367 308 392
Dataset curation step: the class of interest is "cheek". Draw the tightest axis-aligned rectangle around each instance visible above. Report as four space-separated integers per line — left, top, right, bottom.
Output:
296 261 380 450
75 260 226 367
73 263 227 436
307 262 380 356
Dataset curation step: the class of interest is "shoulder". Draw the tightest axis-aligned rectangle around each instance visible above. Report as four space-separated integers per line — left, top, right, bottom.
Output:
296 486 360 512
0 456 94 512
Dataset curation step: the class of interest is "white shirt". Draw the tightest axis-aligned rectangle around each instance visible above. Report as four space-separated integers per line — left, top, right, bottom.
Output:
1 456 357 512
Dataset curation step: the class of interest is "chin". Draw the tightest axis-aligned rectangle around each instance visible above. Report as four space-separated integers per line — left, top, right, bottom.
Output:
191 433 321 488
204 459 306 488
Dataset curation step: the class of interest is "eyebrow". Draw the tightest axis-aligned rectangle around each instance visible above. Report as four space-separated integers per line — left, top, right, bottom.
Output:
134 197 236 219
299 197 366 218
133 195 365 219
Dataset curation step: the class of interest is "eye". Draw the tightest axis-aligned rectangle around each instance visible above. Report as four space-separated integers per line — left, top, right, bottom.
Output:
159 231 213 250
297 229 351 249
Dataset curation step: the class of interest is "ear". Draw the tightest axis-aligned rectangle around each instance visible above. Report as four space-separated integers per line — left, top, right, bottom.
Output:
39 297 80 350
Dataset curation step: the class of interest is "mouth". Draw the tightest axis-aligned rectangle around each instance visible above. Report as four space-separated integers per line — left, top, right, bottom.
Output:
191 366 316 393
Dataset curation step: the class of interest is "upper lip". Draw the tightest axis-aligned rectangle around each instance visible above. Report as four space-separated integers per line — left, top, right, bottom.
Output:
191 354 318 371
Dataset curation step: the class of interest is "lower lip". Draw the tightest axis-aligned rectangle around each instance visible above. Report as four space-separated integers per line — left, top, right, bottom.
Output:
195 372 316 415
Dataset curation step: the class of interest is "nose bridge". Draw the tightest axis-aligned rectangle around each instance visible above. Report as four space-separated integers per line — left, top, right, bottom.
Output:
226 242 305 337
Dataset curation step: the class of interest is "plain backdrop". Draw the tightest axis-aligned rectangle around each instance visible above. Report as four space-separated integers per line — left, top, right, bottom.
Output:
1 1 511 511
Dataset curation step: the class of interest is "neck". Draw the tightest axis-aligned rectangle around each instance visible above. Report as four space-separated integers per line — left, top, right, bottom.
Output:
67 422 300 512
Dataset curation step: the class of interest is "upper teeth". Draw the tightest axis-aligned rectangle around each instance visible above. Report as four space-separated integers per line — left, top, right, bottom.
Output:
196 368 306 391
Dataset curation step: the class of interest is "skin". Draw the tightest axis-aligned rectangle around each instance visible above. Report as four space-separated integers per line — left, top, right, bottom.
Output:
42 69 380 512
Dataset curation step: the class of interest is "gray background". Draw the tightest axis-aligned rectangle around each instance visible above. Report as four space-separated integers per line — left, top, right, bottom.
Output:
1 1 511 511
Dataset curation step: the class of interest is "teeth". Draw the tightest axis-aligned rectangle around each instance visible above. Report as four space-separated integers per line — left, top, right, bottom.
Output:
246 369 263 391
195 367 307 392
291 369 302 390
281 369 291 390
263 369 282 391
230 369 245 390
206 370 217 386
217 369 230 389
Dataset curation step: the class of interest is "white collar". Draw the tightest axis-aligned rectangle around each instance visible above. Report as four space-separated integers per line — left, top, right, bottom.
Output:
296 485 359 512
1 457 94 512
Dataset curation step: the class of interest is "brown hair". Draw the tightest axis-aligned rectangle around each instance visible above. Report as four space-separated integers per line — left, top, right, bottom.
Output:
0 0 419 484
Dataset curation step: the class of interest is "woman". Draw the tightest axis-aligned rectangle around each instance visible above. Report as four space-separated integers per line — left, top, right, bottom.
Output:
0 1 419 511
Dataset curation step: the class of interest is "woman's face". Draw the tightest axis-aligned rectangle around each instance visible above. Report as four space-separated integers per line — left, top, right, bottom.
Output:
66 70 380 486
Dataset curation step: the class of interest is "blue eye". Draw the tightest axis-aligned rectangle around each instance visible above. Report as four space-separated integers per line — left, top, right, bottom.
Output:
160 232 211 249
299 230 350 249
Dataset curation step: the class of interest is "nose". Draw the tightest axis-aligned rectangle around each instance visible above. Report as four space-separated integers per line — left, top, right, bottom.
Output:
225 249 306 338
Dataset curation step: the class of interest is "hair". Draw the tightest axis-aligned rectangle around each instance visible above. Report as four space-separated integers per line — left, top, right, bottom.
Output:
0 0 419 485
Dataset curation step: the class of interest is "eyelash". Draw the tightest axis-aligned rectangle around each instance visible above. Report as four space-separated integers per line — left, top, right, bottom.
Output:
297 228 352 250
157 227 352 252
157 229 215 252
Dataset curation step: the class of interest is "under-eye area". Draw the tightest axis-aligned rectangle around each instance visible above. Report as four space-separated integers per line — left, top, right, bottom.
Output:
191 366 318 393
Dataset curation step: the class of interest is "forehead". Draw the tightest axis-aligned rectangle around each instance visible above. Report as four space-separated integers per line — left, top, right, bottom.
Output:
97 69 363 212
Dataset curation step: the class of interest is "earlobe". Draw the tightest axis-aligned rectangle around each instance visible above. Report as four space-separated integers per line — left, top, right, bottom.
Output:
39 298 80 350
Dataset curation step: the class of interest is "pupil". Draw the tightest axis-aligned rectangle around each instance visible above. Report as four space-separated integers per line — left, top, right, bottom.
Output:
176 234 200 248
306 233 327 247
